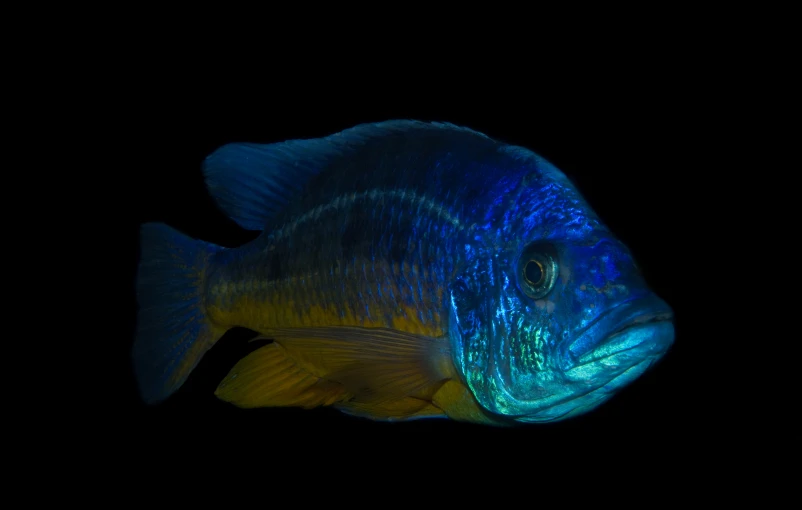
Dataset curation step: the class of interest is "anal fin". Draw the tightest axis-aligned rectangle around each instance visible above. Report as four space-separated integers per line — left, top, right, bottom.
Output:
215 342 349 409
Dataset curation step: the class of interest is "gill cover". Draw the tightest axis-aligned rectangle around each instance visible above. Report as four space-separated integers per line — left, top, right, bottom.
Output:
446 145 613 419
448 252 538 418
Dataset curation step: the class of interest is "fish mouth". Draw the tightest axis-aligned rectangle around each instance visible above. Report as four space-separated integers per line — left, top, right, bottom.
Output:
517 356 659 423
566 296 674 375
575 317 674 366
513 299 674 423
606 310 674 338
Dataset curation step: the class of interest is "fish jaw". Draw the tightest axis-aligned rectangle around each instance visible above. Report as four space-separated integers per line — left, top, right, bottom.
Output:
563 318 673 390
567 320 674 376
562 293 674 383
564 293 674 363
511 297 675 424
512 320 674 423
514 356 662 423
562 288 674 364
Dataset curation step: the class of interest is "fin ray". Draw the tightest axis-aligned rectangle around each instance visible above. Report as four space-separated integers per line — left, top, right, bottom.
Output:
215 343 349 409
202 120 490 230
133 223 226 404
267 326 454 406
216 327 455 419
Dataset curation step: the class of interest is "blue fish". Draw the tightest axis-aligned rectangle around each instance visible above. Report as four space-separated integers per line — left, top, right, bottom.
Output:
133 120 674 425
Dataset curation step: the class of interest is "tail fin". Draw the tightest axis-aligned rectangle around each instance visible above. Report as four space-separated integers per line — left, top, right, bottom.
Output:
133 223 226 404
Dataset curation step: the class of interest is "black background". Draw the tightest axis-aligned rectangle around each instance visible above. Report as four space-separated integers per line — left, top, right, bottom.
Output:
112 79 704 470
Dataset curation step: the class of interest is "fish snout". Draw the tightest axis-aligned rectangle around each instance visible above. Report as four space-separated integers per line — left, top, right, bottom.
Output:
564 296 674 379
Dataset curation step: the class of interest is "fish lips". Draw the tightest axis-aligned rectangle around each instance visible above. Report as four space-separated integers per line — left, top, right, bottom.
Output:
564 296 675 378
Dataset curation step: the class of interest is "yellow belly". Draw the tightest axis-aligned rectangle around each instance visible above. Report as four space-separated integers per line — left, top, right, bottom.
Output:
204 257 497 423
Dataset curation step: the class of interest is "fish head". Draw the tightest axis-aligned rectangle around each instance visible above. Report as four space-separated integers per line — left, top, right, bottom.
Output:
448 152 674 423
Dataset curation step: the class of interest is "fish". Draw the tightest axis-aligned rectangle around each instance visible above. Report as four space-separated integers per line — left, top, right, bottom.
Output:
133 120 674 425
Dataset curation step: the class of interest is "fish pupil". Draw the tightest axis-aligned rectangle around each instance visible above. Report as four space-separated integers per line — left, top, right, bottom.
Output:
524 260 544 285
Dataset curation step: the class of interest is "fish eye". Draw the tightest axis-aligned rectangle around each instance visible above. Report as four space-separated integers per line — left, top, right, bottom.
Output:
518 244 558 300
524 260 544 286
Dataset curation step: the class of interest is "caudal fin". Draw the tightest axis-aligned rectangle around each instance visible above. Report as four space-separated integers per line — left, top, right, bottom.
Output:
133 223 226 404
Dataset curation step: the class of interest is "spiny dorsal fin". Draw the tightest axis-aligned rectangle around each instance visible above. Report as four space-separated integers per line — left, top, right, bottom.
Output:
202 120 491 230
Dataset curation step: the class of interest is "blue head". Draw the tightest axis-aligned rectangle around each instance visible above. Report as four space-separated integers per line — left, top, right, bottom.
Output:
448 147 674 423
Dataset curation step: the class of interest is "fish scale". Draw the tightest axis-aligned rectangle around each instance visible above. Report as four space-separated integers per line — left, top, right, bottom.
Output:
205 188 463 337
133 120 673 425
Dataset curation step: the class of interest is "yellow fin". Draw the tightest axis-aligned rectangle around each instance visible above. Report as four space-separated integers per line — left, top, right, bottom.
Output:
267 327 454 408
432 379 511 426
337 397 444 422
215 342 348 409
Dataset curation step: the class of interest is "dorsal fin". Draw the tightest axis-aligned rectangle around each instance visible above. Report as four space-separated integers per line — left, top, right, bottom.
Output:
201 120 491 230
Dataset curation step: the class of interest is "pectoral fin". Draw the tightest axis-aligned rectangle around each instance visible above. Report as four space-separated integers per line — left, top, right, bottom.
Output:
215 342 348 409
217 327 457 421
432 380 511 426
266 326 454 406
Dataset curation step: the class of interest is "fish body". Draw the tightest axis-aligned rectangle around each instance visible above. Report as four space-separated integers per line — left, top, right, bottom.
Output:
134 120 674 425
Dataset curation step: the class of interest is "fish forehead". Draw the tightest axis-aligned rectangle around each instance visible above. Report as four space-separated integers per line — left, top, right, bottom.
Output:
492 149 604 243
466 164 606 252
